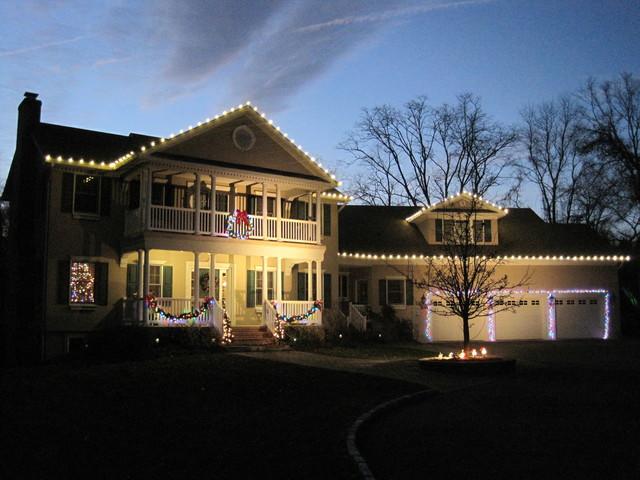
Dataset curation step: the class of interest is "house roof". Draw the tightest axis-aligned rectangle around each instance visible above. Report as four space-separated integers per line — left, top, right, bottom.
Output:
38 102 340 186
34 123 155 166
339 205 621 258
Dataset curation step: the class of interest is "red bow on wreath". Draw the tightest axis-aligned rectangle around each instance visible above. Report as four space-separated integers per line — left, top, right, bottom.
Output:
235 209 251 227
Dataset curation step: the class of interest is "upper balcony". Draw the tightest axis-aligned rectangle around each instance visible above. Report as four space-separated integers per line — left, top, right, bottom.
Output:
124 168 323 244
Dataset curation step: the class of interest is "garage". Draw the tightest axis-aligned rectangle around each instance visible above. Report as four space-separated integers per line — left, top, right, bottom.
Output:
555 293 605 339
494 294 546 340
429 300 490 341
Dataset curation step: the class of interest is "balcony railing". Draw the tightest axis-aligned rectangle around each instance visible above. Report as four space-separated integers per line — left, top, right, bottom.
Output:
126 205 318 243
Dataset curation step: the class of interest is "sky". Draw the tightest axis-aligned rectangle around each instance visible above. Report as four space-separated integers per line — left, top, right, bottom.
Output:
1 0 639 210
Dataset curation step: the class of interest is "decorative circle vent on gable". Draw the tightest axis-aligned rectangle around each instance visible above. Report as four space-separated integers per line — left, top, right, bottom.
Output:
232 125 256 152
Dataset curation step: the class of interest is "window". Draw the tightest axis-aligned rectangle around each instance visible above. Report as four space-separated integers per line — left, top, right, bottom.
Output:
555 299 563 305
474 220 493 243
70 261 96 304
355 279 368 304
149 266 162 297
387 279 405 305
531 300 540 306
435 219 469 243
338 274 349 299
590 299 598 305
66 260 108 306
256 271 274 305
567 299 575 305
578 299 586 305
74 175 99 214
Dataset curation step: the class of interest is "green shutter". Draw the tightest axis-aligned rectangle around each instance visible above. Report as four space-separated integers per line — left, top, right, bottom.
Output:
100 177 112 216
406 279 414 306
297 272 307 300
484 220 492 242
323 273 332 308
378 279 387 306
57 260 70 304
323 204 331 236
247 270 256 307
128 180 140 209
162 265 173 297
95 262 109 305
61 173 74 213
126 264 138 297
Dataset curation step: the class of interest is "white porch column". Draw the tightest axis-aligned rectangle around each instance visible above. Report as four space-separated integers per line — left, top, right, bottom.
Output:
315 190 322 244
145 168 152 230
137 249 144 298
276 184 282 241
262 255 268 305
194 172 201 234
262 182 268 240
143 248 151 296
209 253 216 298
307 191 313 219
316 259 322 302
276 256 282 300
210 174 217 236
307 261 313 301
193 251 200 306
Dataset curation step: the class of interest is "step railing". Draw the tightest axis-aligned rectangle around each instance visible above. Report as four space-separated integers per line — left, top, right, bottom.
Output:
348 302 367 331
263 300 278 337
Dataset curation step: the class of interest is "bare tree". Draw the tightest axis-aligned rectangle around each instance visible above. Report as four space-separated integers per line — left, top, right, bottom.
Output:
348 158 403 206
412 197 530 350
518 96 584 224
341 94 516 206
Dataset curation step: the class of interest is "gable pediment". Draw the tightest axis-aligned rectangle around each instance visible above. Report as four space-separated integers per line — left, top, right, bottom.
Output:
148 108 334 183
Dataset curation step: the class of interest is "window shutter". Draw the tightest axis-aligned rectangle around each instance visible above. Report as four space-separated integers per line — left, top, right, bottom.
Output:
95 262 109 305
151 183 163 206
378 279 387 306
126 264 138 297
484 220 492 242
57 260 70 304
323 273 332 308
162 265 173 298
61 173 74 213
281 271 285 299
165 184 175 207
297 272 307 300
406 279 414 306
267 197 275 217
100 177 112 216
323 204 331 236
435 219 442 242
246 270 256 307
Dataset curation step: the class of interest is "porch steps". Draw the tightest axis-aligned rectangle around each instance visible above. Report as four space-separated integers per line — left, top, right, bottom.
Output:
230 326 278 347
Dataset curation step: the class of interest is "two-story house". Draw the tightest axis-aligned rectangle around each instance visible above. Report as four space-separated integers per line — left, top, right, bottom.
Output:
0 92 630 362
1 93 345 360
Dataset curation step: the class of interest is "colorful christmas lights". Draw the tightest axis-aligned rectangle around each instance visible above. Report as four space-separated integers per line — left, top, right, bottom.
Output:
69 262 95 304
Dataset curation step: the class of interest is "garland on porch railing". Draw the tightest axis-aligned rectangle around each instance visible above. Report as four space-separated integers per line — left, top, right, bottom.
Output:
270 300 323 339
144 295 216 326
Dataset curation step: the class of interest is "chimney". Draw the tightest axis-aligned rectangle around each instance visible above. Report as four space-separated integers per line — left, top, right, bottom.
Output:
16 92 42 154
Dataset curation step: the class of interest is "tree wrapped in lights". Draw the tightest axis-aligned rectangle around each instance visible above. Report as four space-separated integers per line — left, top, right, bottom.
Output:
413 195 530 351
70 262 95 303
221 299 233 344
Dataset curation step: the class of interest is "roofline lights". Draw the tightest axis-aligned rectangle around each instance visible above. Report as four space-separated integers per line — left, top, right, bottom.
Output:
405 191 509 222
48 101 340 184
338 252 631 262
45 154 111 170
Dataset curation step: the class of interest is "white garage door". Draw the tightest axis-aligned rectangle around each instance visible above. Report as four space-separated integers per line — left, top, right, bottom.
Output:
555 294 604 339
494 295 546 340
430 300 490 342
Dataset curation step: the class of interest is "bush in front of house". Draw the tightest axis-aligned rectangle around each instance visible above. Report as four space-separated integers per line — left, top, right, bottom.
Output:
285 325 326 348
367 305 414 342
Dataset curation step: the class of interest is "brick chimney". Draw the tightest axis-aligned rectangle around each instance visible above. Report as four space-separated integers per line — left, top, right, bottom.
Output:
16 92 41 155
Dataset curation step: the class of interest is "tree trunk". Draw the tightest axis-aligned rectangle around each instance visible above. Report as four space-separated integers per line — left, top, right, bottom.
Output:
462 314 470 351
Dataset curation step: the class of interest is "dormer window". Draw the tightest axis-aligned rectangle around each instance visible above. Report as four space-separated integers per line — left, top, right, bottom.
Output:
434 218 494 244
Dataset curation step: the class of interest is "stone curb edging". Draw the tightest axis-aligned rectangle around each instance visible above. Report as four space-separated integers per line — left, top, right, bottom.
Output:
346 389 439 480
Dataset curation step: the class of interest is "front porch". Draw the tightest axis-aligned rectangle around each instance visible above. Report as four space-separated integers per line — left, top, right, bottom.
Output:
120 248 324 338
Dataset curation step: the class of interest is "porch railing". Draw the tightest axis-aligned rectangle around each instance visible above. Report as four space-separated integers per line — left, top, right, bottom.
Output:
270 300 322 325
127 205 318 243
122 297 223 334
348 302 367 331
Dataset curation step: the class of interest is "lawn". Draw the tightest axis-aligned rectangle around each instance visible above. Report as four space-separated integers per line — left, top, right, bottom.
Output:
0 351 423 479
296 341 439 360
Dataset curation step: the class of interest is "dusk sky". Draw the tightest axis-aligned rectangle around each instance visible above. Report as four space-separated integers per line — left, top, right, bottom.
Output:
2 0 639 209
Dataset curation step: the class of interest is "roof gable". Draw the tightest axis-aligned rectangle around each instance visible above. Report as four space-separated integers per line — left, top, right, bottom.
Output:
406 191 509 222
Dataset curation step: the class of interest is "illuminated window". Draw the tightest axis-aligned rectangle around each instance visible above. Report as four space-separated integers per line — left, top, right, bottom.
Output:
255 271 274 304
70 261 96 304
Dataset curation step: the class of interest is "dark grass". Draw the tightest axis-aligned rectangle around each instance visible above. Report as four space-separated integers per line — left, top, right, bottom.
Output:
359 343 640 479
0 351 423 479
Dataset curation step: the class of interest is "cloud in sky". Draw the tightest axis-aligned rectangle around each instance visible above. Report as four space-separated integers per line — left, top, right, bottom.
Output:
157 0 494 110
0 35 89 58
